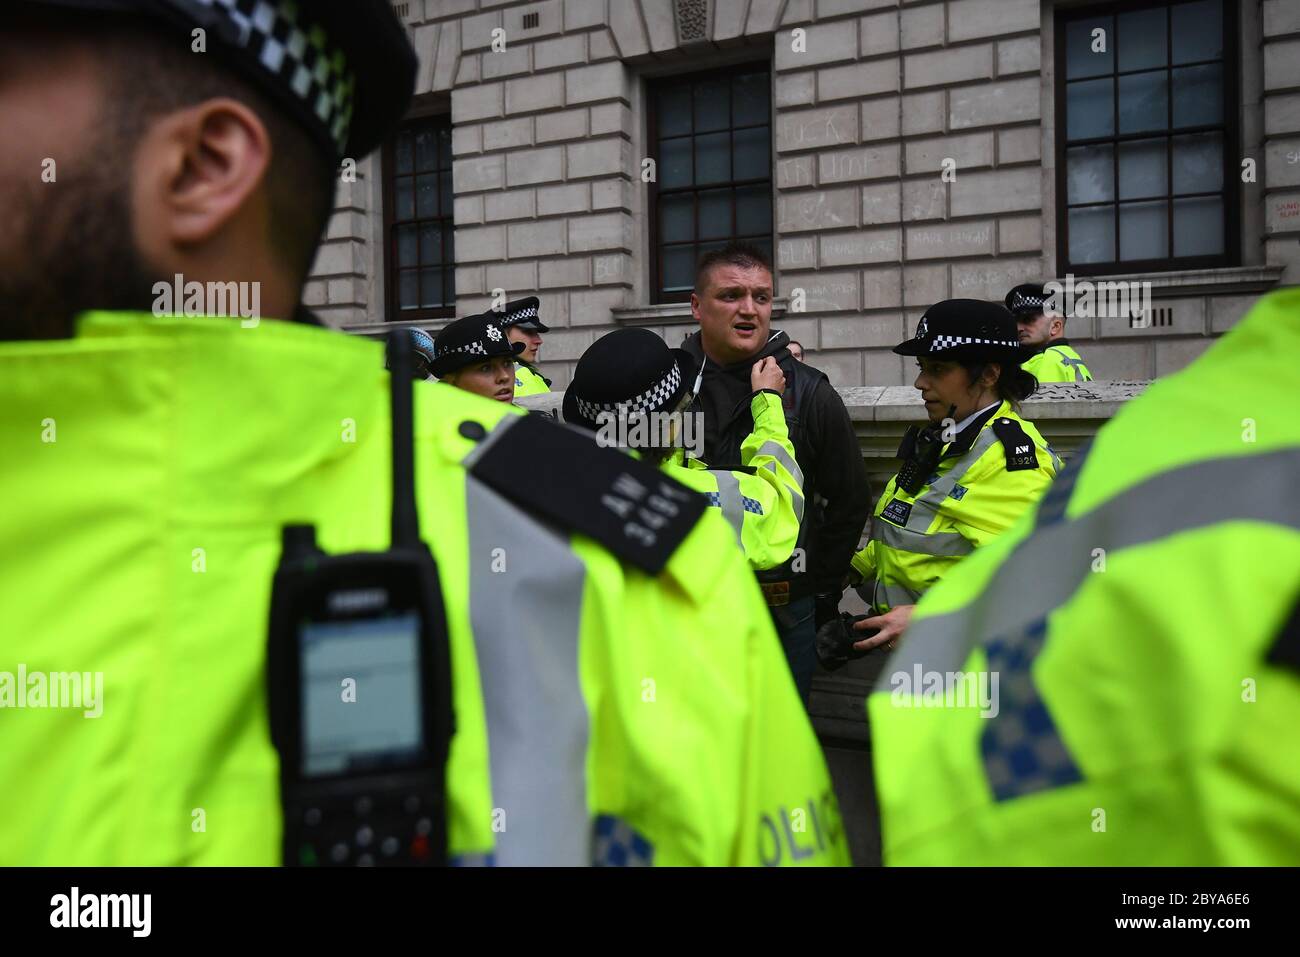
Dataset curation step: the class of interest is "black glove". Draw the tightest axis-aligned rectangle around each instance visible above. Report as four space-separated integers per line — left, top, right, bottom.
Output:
814 593 841 631
815 613 880 672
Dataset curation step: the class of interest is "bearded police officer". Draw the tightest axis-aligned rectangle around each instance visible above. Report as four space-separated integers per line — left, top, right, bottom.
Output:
1005 283 1094 384
496 296 552 397
845 300 1060 652
0 0 846 867
873 288 1299 865
564 328 805 572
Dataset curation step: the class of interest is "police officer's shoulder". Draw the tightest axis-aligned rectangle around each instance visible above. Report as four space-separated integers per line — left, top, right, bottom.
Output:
452 408 711 577
990 416 1041 472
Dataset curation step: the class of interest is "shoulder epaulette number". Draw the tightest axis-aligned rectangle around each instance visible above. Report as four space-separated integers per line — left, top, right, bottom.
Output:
467 414 707 574
991 417 1040 472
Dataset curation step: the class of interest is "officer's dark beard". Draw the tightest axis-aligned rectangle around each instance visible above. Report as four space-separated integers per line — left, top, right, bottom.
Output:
0 127 159 342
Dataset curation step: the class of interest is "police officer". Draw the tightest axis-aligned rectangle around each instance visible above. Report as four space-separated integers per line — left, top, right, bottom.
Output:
1005 282 1094 383
0 0 847 867
564 328 805 571
430 312 524 404
497 296 551 397
846 299 1060 651
872 288 1299 864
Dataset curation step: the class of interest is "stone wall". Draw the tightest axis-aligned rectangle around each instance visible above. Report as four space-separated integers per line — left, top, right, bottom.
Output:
306 1 1296 392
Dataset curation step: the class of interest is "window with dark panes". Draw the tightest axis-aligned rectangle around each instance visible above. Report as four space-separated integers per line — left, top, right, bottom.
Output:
1056 0 1238 273
383 115 455 321
648 66 773 303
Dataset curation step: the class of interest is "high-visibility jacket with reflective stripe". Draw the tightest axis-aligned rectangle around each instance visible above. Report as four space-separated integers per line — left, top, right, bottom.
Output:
513 361 550 397
871 288 1300 865
850 402 1059 613
663 391 804 571
1022 342 1092 383
0 312 848 867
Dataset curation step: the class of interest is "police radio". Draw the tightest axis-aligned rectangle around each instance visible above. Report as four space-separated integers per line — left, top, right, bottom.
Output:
895 404 956 495
267 330 454 867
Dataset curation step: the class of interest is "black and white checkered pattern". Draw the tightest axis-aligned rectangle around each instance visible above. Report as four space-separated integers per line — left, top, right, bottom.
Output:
505 302 539 325
573 364 681 420
435 341 488 361
929 335 1020 352
1008 289 1049 313
192 0 357 154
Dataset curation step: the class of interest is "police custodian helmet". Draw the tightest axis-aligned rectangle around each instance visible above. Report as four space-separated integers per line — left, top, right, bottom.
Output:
15 0 418 162
893 299 1025 365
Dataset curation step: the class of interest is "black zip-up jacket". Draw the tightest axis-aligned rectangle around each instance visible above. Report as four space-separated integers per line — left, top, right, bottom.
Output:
681 329 872 603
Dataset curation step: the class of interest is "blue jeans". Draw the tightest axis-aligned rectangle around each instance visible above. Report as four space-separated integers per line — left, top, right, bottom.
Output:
770 595 817 707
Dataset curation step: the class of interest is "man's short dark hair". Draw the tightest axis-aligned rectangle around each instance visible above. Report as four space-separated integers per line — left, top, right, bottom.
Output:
97 18 335 285
694 242 773 294
788 340 804 350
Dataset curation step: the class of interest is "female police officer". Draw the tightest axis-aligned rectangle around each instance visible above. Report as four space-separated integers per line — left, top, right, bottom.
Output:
845 299 1060 654
429 311 526 404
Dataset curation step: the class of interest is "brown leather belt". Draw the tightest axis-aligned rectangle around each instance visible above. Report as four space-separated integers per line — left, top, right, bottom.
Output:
760 581 790 607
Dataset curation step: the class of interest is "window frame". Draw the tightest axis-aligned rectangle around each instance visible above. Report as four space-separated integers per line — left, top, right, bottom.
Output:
381 113 457 323
646 62 774 304
1053 0 1241 276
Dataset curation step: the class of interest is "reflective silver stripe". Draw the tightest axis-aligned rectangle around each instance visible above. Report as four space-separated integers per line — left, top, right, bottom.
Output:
762 460 806 524
878 446 1300 691
712 469 747 543
1060 355 1087 382
464 465 590 866
757 440 804 491
872 520 973 557
905 426 1000 531
867 578 922 611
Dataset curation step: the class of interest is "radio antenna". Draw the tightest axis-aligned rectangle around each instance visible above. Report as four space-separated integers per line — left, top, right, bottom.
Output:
387 330 421 550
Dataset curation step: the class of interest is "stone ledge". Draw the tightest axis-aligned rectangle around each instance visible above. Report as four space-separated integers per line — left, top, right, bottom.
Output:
1059 265 1286 298
840 380 1150 421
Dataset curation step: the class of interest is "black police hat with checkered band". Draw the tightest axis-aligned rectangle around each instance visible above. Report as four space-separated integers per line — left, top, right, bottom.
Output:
1005 283 1056 318
430 312 525 379
894 299 1025 365
495 296 550 334
563 329 698 436
17 0 416 161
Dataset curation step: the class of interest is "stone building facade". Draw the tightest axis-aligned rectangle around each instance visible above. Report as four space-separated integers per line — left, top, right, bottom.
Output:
303 0 1298 388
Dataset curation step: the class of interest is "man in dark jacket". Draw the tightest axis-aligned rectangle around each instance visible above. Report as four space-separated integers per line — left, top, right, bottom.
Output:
680 243 872 704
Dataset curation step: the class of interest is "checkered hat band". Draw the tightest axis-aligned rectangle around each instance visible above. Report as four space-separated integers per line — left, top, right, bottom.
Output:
1010 291 1049 311
436 341 488 360
930 335 1020 351
573 364 682 421
192 0 356 154
506 304 540 324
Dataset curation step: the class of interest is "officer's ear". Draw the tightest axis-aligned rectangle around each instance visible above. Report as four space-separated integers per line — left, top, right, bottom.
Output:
134 97 271 254
1049 314 1065 338
978 363 1002 390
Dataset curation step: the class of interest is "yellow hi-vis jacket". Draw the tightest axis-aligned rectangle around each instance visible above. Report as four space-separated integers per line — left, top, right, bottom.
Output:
871 288 1300 865
851 402 1060 612
0 311 848 867
513 361 550 397
663 391 805 571
1022 341 1092 383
